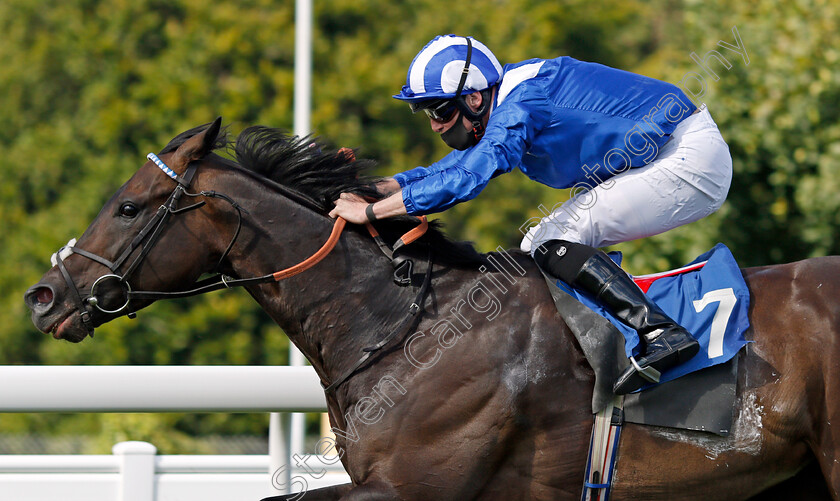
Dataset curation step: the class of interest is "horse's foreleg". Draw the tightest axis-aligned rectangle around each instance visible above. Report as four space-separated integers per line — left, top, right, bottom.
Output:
260 483 353 501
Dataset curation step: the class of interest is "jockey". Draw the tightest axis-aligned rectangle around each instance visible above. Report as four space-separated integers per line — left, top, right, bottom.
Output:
329 34 733 394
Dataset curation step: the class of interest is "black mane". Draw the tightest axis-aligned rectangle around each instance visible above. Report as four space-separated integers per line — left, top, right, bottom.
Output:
161 123 490 268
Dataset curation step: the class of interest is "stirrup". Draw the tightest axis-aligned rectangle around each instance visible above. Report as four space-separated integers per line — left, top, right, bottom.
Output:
629 356 661 384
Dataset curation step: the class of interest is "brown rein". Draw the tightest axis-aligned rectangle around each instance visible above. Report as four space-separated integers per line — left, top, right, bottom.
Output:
127 214 429 304
272 217 348 281
270 215 429 281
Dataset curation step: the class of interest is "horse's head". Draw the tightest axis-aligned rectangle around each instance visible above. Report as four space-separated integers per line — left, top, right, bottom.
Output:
24 118 227 342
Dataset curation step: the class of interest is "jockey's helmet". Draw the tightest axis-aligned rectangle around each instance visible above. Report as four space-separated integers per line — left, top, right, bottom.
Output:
393 35 503 104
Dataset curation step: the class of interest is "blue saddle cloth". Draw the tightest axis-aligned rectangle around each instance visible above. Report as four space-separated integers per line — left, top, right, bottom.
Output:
552 243 750 389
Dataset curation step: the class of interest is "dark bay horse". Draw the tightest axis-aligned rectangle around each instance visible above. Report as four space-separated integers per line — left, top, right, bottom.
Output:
24 119 840 500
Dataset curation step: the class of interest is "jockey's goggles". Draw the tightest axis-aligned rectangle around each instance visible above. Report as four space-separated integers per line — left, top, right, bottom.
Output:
410 99 459 122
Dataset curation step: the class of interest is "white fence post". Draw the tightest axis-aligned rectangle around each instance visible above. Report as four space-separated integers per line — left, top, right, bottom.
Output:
292 0 314 469
268 412 292 495
113 441 156 501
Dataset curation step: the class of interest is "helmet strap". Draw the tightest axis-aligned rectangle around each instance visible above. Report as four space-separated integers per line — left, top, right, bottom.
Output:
456 87 494 140
450 36 494 143
453 37 473 100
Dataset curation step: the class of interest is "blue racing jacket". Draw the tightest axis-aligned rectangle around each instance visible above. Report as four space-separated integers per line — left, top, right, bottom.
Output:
394 57 697 215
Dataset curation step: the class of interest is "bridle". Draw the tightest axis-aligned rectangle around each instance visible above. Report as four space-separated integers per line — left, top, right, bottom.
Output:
52 151 433 392
52 153 244 335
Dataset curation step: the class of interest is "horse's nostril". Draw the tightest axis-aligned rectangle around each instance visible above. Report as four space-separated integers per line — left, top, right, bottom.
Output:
35 287 54 305
26 285 55 308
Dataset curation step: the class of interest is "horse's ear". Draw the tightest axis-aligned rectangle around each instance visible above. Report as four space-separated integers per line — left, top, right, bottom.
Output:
173 117 223 167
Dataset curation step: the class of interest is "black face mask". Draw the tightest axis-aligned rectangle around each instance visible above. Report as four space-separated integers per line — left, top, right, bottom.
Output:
440 113 480 150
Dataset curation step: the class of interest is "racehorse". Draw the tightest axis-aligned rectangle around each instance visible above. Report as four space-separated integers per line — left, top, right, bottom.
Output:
24 119 839 500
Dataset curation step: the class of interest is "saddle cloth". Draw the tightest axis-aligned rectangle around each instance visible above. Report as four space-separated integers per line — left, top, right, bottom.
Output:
552 243 750 388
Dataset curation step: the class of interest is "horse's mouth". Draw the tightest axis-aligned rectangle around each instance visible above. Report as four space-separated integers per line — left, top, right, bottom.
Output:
46 312 89 343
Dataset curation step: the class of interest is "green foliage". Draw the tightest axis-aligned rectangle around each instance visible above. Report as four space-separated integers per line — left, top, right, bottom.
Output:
1 0 837 447
615 0 840 270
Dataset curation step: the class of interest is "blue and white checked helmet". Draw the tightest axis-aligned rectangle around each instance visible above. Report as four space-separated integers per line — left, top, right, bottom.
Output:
393 35 503 103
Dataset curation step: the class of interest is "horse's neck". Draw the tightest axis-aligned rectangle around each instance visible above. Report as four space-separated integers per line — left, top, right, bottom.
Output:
212 173 414 382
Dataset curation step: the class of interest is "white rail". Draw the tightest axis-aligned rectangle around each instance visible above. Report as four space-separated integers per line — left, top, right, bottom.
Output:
0 366 349 500
0 365 326 412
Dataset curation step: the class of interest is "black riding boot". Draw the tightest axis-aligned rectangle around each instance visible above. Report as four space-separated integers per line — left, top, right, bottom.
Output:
535 240 700 394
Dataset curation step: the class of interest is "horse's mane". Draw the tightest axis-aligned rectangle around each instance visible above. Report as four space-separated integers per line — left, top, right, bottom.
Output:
160 123 490 268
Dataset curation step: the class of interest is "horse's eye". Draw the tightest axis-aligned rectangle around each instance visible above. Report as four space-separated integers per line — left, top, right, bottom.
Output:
119 203 139 218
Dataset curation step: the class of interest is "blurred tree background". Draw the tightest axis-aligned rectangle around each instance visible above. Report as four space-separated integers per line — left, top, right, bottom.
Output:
1 0 838 452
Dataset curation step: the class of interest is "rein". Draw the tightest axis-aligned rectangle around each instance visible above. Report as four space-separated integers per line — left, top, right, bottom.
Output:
126 215 350 302
125 211 429 301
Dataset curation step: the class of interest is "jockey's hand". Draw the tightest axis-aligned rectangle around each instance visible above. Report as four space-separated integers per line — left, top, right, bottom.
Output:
329 192 369 224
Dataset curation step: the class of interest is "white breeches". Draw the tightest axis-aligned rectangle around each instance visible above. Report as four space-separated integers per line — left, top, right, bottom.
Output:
520 105 732 253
